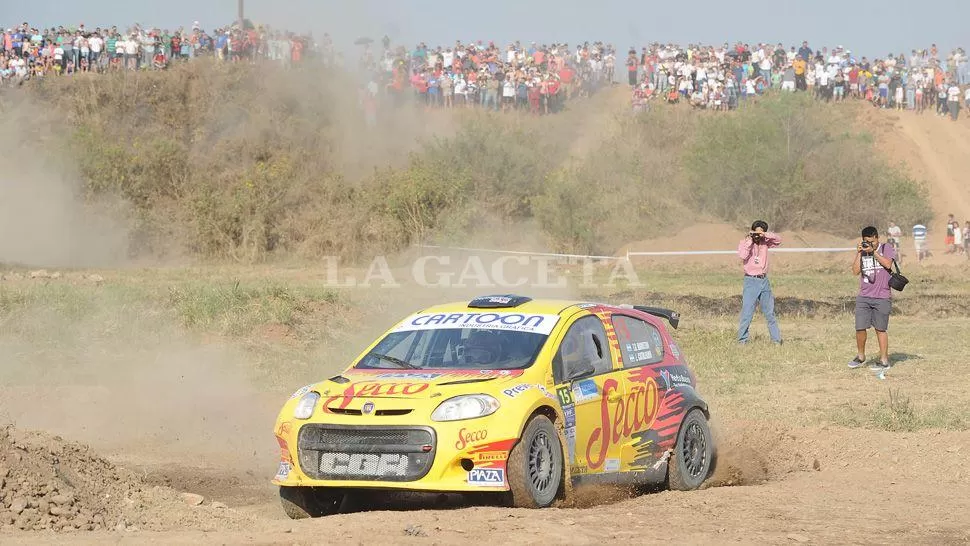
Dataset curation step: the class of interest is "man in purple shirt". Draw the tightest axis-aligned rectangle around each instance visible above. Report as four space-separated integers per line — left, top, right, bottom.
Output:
737 220 783 344
849 225 896 371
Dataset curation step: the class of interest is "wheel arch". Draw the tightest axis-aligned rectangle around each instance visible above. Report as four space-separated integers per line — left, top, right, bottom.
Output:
513 402 564 451
528 403 560 428
674 384 710 419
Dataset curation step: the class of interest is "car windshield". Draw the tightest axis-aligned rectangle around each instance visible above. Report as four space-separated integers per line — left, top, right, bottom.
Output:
355 311 559 370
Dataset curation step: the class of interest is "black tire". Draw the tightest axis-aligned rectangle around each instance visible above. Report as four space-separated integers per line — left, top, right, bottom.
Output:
667 408 714 491
506 415 563 508
279 486 344 519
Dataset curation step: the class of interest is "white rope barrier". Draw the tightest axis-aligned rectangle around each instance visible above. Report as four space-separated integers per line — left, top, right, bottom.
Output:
413 244 624 261
626 247 856 257
414 244 857 261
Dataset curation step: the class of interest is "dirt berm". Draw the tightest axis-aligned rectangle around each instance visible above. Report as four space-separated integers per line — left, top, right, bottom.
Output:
0 425 251 533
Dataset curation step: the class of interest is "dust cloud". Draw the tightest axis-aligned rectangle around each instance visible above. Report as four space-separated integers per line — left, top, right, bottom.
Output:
703 418 812 487
0 98 130 269
0 314 277 475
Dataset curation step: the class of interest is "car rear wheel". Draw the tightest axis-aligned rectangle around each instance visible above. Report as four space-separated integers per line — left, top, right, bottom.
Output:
279 486 345 519
506 415 563 508
667 408 714 491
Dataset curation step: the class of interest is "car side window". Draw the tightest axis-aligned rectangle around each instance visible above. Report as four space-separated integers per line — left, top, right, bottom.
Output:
552 316 613 383
611 315 665 368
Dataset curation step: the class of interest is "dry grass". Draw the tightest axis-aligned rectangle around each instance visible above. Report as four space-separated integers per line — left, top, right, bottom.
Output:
577 263 970 431
2 261 968 430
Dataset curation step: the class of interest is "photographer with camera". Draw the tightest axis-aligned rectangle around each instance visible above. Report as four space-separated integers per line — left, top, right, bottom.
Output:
849 226 896 371
737 220 783 345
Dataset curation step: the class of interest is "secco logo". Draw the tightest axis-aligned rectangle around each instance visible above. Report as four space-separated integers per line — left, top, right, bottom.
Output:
455 428 488 450
585 377 662 470
467 468 505 487
323 381 431 411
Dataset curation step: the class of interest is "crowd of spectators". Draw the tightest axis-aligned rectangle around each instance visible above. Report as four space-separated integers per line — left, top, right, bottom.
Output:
627 41 970 119
0 20 321 84
357 38 616 116
359 38 969 119
3 22 969 121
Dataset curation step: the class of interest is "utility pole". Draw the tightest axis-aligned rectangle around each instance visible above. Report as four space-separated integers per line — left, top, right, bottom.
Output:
238 0 245 29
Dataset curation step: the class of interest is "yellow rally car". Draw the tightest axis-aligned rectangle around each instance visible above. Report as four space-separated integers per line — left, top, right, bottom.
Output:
273 295 714 518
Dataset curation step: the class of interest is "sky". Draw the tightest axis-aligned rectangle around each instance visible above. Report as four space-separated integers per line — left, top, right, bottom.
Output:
2 0 967 60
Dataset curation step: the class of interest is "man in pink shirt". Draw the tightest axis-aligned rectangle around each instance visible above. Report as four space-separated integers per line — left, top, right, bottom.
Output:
737 220 782 344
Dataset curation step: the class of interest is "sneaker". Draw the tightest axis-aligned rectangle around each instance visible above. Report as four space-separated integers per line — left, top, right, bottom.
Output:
869 360 891 371
848 356 866 369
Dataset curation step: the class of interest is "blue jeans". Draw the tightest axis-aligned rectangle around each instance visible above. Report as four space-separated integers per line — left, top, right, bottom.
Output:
738 276 782 343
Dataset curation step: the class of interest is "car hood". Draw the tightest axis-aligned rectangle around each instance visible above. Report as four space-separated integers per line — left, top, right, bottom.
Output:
313 369 529 403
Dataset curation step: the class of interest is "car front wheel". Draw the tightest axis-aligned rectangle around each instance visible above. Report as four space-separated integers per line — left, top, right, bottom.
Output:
279 486 345 519
506 415 563 508
667 408 714 491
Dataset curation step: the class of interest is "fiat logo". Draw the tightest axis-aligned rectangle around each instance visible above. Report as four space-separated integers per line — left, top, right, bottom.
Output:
362 401 375 414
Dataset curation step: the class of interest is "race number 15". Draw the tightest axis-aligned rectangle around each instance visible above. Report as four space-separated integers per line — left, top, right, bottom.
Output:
557 386 574 406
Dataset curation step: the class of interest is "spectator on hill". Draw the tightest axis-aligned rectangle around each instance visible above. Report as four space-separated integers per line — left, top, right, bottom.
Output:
912 221 928 264
152 48 167 70
949 215 962 254
736 220 783 345
947 82 961 120
945 213 956 253
963 221 970 257
887 221 902 258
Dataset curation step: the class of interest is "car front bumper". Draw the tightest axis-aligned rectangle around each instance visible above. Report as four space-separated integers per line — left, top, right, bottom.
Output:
273 417 519 492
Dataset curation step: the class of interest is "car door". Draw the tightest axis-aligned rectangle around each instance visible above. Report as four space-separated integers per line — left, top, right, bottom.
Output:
551 314 625 477
609 313 669 471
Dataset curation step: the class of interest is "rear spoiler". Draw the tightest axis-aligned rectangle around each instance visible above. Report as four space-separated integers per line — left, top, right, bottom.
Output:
618 304 680 329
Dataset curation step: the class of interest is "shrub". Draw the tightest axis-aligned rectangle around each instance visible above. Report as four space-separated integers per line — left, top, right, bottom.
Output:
12 63 933 262
534 105 696 254
683 93 932 234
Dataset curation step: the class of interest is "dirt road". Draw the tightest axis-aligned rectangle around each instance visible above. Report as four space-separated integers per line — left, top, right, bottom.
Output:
3 423 968 545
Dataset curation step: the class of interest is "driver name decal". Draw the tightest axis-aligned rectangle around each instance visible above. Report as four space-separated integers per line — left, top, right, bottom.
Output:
393 312 560 335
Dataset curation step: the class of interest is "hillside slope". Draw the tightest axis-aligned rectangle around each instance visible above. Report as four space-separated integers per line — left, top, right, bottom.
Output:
860 105 970 262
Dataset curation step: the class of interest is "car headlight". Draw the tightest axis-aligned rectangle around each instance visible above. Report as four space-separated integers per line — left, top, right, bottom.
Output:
431 394 500 422
293 392 320 420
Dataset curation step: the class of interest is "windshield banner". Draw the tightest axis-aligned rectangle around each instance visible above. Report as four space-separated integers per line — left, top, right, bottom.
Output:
393 312 560 335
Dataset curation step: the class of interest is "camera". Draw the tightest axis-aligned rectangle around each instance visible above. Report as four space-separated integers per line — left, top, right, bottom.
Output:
861 241 872 250
751 232 765 243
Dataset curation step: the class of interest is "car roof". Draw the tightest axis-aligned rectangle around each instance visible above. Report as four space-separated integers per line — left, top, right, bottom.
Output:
417 298 613 316
399 296 680 332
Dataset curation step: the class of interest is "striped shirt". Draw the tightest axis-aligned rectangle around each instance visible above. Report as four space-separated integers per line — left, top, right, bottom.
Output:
912 224 927 241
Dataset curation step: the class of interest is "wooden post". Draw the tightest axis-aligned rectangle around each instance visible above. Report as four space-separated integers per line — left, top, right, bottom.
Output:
238 0 245 29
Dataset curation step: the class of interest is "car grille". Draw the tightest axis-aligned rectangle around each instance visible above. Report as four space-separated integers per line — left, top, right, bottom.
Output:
326 408 414 417
297 425 436 481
